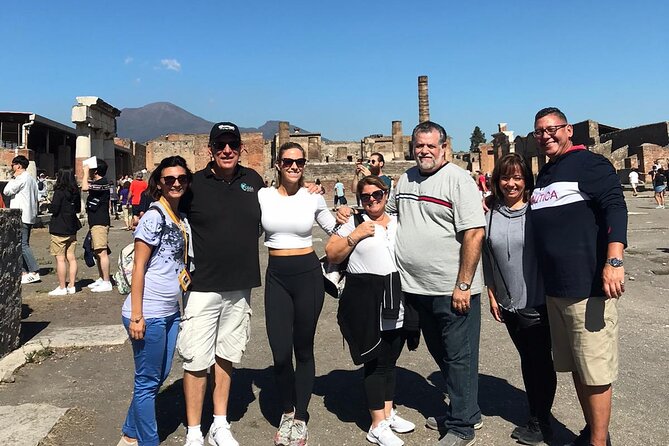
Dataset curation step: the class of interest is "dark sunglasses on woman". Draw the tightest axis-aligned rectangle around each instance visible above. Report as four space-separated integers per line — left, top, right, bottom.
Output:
281 158 307 168
161 175 189 186
360 190 385 202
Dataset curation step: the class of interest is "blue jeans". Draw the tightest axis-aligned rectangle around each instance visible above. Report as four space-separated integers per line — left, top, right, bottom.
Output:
21 223 39 273
411 293 482 439
122 312 180 446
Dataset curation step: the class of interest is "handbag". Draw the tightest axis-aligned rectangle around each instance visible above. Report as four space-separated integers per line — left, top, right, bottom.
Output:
321 212 364 298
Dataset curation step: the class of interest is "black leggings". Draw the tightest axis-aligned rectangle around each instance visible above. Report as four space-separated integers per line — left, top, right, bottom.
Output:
502 307 557 423
363 329 405 411
265 252 324 421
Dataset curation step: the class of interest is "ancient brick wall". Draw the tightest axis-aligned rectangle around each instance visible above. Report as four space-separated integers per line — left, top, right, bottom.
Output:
321 142 362 162
0 209 22 358
600 122 669 152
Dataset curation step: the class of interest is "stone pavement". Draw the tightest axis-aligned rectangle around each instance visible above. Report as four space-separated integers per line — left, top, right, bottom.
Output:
0 192 667 445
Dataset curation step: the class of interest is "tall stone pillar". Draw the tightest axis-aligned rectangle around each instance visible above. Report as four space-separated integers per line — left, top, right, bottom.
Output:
278 121 290 150
418 76 430 123
392 121 403 160
0 209 22 359
71 97 121 181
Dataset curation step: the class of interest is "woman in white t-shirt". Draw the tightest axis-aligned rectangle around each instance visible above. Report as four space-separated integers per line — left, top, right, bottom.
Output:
118 156 192 446
258 142 337 446
325 175 417 446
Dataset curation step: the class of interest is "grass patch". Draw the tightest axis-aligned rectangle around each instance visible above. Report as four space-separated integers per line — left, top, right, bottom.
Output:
25 341 55 364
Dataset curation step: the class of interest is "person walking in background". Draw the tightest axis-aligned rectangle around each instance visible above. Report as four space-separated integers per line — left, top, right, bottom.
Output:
653 167 666 209
110 180 120 220
82 159 113 293
326 175 417 446
118 156 193 446
482 154 556 445
128 172 149 228
3 155 41 284
258 142 339 446
119 181 133 230
627 167 639 197
333 178 346 208
47 168 82 296
530 107 627 446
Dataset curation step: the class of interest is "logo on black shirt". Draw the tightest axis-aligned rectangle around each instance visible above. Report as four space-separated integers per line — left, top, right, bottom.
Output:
241 183 255 193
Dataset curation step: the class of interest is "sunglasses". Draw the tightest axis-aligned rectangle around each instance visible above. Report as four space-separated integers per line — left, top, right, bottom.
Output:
212 140 242 151
161 175 189 186
360 190 385 202
280 158 307 168
532 124 568 137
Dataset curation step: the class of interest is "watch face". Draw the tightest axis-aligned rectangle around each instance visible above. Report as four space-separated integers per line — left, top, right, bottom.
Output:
458 282 470 291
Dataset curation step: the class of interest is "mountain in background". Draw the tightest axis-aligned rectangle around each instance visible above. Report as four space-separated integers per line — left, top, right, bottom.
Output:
117 102 316 143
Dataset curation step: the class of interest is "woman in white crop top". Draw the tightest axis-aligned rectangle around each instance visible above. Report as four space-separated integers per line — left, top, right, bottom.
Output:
257 142 337 446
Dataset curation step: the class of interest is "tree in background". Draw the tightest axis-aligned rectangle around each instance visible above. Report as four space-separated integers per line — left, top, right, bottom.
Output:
470 126 486 152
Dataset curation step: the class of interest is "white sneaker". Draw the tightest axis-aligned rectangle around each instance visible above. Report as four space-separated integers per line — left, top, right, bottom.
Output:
184 435 204 446
21 273 41 284
367 420 404 446
91 281 113 293
87 278 104 288
66 286 77 294
48 286 68 296
207 422 239 446
388 408 415 433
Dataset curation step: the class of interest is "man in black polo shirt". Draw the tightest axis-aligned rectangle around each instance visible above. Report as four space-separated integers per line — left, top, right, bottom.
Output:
178 122 264 446
82 159 113 293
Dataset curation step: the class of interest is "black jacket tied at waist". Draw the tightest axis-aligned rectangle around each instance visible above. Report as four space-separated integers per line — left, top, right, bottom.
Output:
337 272 419 365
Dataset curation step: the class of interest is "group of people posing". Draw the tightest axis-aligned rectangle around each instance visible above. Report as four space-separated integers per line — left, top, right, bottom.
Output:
118 108 627 446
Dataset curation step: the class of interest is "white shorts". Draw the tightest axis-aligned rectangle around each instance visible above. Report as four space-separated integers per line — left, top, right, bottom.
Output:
177 289 252 371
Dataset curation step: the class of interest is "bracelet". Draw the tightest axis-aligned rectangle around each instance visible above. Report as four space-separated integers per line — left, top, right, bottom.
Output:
347 235 356 247
131 316 143 323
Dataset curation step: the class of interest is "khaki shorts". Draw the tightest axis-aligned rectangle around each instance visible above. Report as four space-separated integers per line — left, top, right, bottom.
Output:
546 296 619 385
50 234 77 257
177 289 252 371
90 225 109 251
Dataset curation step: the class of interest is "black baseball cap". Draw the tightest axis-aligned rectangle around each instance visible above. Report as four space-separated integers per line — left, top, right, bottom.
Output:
209 122 241 145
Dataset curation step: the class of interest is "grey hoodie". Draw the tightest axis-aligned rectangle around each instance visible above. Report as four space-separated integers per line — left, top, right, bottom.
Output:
482 202 545 311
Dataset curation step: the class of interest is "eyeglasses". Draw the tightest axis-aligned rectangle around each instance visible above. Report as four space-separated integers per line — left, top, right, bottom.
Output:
161 175 189 186
212 140 241 151
280 158 307 168
369 159 378 165
360 190 385 202
532 124 568 137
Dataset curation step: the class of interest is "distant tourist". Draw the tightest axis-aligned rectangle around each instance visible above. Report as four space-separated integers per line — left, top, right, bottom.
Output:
110 180 120 220
119 181 132 230
628 167 639 197
333 178 346 208
3 155 40 284
530 107 627 446
482 154 556 445
315 178 325 194
128 172 148 228
47 168 82 296
118 156 192 446
653 167 666 209
82 159 113 292
258 142 338 446
37 172 48 203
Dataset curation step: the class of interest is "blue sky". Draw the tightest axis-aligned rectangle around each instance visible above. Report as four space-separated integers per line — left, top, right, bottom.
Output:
3 0 668 150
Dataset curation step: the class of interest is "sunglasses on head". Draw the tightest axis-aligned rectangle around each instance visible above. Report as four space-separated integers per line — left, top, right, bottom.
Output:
161 175 189 186
360 190 385 202
280 158 307 168
212 140 241 151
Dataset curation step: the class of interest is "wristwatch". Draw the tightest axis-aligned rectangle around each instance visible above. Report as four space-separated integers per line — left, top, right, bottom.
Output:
457 282 471 291
606 258 624 268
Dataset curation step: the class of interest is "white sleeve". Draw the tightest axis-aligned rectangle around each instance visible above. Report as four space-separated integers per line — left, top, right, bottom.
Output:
314 194 338 234
2 177 22 197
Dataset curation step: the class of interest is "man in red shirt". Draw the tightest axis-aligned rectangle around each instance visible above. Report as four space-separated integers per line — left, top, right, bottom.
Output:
128 172 148 228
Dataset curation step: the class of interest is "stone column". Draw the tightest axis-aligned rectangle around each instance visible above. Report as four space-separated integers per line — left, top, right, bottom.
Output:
278 121 290 150
418 75 430 123
392 121 403 160
0 209 22 358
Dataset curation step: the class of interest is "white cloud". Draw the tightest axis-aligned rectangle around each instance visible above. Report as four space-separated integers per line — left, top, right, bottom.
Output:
161 59 181 71
124 56 134 64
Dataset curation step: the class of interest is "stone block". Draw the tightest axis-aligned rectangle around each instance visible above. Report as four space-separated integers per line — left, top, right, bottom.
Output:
0 209 22 358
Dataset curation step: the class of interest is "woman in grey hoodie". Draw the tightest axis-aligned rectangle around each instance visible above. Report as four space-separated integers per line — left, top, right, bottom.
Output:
482 153 557 446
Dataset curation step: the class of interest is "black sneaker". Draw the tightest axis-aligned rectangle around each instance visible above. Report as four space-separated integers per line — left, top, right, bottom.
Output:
565 425 611 446
511 417 537 440
516 418 552 446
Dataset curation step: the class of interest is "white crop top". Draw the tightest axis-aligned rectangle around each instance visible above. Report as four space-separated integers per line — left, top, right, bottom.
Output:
258 187 338 249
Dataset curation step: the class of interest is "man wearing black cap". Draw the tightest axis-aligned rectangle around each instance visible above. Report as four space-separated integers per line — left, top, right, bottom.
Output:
178 122 264 446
